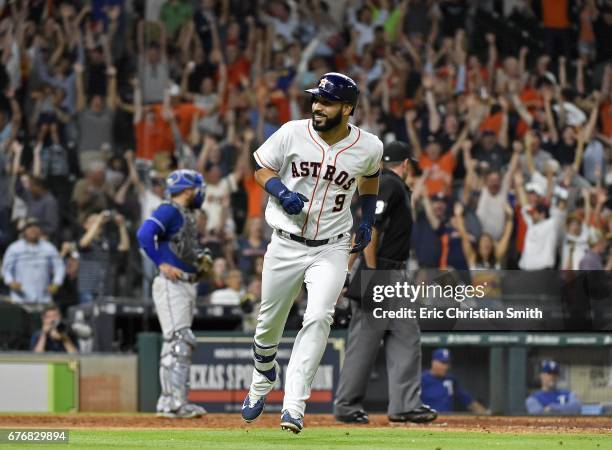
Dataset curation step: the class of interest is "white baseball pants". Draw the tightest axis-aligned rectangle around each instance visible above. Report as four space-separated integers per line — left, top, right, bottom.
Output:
251 232 350 417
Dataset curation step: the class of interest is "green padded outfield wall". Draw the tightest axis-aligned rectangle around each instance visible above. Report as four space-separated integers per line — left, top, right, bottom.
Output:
138 332 162 412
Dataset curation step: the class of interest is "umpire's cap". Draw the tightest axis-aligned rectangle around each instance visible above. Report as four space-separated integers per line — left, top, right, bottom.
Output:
540 360 560 374
432 348 451 363
305 72 359 115
383 141 417 163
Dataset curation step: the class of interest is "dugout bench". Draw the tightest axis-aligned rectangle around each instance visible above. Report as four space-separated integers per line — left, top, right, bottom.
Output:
137 331 612 415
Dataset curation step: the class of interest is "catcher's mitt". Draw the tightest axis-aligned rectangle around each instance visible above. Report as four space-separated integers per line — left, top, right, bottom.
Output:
196 248 214 280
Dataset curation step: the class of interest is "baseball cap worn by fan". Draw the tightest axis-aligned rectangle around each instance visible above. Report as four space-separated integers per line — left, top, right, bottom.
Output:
431 192 449 203
432 348 451 363
540 359 559 374
20 217 41 232
525 182 545 197
426 134 443 146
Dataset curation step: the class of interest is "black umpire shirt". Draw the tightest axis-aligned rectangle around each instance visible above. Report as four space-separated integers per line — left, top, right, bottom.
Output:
373 168 413 263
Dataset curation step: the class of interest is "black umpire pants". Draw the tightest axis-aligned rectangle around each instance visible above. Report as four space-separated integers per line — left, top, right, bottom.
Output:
334 266 422 416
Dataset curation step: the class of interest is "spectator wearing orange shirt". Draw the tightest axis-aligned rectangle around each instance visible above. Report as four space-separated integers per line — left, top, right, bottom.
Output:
578 0 598 61
226 44 251 88
535 0 573 59
406 110 469 196
600 66 612 144
166 85 206 141
133 79 206 162
132 78 173 161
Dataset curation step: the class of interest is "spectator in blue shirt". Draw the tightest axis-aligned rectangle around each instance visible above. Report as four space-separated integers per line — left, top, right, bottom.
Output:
1 218 65 304
525 360 581 415
421 348 487 413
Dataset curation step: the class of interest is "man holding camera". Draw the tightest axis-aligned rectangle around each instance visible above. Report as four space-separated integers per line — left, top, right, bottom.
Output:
30 304 78 353
77 210 130 303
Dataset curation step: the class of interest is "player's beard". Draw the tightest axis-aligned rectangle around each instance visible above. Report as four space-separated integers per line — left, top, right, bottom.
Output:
312 109 343 131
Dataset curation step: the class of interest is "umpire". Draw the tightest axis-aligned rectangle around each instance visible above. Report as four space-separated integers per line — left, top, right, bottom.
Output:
334 141 437 424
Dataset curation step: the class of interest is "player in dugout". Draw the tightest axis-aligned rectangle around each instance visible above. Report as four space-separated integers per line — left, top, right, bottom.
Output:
421 348 487 413
525 360 581 415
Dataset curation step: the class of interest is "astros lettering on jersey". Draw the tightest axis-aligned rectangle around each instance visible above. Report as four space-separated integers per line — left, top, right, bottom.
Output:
253 118 383 239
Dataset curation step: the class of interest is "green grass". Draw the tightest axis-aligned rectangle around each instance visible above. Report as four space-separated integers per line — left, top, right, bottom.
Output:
3 428 612 450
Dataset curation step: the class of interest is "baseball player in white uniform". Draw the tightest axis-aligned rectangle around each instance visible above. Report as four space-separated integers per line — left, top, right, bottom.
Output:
241 73 383 433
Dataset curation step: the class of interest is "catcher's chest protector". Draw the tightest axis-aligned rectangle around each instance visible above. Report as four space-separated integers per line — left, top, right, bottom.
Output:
165 201 201 267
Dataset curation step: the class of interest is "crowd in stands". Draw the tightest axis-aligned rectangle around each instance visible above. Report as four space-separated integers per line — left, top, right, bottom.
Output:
0 0 611 315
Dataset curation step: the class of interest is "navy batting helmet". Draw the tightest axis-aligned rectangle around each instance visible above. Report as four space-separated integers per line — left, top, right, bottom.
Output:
305 72 359 115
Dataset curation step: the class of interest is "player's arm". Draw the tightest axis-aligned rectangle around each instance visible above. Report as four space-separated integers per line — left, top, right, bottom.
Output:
254 167 279 189
254 166 309 216
350 173 380 254
136 205 183 281
358 174 380 196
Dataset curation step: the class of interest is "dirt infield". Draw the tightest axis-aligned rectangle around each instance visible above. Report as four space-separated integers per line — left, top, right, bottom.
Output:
1 414 611 434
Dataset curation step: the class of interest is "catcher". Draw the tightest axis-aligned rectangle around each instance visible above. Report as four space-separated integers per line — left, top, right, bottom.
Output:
137 169 213 418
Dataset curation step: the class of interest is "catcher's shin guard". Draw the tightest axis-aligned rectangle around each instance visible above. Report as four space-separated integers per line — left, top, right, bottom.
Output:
158 328 197 411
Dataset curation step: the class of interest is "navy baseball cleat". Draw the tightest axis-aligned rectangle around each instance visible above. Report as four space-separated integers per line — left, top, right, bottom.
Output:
242 360 280 422
241 394 267 422
280 410 303 434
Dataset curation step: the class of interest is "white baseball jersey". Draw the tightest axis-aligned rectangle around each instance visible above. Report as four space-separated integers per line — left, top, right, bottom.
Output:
253 119 383 240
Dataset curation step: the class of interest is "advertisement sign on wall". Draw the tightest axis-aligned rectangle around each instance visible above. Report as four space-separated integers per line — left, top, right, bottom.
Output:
189 336 345 413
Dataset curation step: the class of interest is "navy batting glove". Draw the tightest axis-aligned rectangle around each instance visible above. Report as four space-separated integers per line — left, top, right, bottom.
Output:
350 222 372 253
279 191 309 215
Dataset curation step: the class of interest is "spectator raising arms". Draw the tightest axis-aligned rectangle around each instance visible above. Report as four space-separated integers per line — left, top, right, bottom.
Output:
0 0 610 315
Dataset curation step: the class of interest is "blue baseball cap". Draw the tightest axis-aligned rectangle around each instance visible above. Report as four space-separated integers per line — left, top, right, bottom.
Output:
432 348 451 363
540 360 560 374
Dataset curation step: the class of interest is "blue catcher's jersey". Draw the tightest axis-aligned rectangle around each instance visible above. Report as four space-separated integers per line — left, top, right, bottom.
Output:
137 201 201 273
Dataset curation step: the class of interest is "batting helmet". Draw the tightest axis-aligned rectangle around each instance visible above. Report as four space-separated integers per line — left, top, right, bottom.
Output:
305 72 359 115
165 169 206 209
